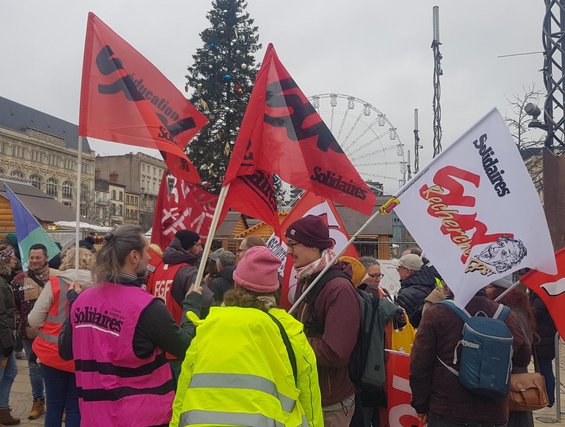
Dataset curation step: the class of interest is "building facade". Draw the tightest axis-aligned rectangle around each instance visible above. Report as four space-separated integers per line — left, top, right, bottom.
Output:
0 97 96 211
95 152 165 230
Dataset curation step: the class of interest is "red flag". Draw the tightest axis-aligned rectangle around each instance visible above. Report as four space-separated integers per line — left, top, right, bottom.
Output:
520 249 565 338
151 171 219 251
223 43 376 215
385 350 421 427
220 171 281 236
79 12 208 183
277 192 359 308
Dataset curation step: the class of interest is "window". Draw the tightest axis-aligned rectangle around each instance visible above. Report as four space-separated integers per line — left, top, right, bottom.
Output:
10 170 24 180
62 181 73 199
81 184 89 199
30 174 42 190
46 178 58 196
119 192 123 201
112 190 116 200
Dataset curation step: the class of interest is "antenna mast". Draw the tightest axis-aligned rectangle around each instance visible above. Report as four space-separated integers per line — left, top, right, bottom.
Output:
413 108 421 173
432 6 443 157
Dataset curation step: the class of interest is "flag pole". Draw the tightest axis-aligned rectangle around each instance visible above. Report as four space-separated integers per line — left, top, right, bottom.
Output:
193 183 230 288
289 198 398 314
493 280 521 302
74 136 83 276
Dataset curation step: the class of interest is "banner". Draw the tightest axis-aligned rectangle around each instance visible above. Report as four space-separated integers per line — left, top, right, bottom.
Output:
386 350 420 427
520 249 565 338
393 109 556 307
267 192 359 308
223 43 376 216
151 171 218 251
4 184 61 269
80 12 207 183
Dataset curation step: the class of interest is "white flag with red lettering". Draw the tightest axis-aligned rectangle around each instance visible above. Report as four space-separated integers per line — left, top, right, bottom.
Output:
394 109 556 307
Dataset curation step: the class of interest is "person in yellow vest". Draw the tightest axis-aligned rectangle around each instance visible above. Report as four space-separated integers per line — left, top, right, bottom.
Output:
28 247 95 427
171 246 323 427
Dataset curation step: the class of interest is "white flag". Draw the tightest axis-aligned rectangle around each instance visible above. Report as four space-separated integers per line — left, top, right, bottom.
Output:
394 109 556 307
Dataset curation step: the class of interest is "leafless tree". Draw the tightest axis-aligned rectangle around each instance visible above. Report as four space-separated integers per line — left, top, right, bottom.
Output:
505 84 545 192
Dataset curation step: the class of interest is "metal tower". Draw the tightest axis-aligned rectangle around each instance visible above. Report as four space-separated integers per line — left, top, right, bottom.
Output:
543 0 565 149
413 108 421 173
432 6 443 157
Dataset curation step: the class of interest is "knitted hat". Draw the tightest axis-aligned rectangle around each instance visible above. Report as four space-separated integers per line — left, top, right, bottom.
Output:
284 215 333 249
339 256 366 287
233 246 281 293
174 230 200 250
393 254 423 271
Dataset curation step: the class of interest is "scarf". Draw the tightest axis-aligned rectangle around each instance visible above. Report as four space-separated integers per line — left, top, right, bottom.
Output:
28 263 51 284
296 249 337 280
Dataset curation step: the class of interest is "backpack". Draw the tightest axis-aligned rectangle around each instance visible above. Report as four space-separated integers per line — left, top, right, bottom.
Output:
438 300 514 398
303 269 396 397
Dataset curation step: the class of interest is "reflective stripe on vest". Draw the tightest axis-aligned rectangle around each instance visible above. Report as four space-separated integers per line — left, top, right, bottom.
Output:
179 410 286 427
33 277 75 372
189 373 296 413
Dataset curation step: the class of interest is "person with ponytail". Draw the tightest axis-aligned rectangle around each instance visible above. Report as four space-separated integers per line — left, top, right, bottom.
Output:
58 225 201 427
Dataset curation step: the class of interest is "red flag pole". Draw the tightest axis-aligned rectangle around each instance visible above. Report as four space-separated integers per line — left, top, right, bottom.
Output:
288 198 399 314
193 183 231 287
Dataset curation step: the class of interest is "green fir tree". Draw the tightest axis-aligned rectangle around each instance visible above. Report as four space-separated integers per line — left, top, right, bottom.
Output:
185 0 261 193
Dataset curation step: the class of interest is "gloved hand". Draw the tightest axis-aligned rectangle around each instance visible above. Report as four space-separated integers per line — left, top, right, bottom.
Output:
2 347 13 358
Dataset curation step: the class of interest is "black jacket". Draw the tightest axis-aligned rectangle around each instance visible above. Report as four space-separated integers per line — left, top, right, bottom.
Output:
0 274 15 353
395 265 437 328
531 292 557 360
209 265 236 303
162 240 213 317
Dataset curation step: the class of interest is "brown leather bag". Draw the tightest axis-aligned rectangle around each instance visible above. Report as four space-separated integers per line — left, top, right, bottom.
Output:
508 349 549 413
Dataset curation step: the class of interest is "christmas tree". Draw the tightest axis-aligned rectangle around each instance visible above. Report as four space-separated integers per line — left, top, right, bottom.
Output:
185 0 261 193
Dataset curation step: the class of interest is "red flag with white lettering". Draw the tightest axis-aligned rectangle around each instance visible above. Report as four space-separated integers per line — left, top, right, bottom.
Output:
223 43 375 215
79 12 208 183
275 192 359 308
151 171 218 251
385 350 421 427
520 249 565 338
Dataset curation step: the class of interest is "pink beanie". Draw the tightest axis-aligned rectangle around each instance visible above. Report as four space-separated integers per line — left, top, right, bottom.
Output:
233 246 281 293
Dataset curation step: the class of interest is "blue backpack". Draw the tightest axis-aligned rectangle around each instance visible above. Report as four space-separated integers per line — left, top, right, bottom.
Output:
437 300 513 398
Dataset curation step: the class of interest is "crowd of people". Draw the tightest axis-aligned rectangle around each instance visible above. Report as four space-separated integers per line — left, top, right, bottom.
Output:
0 216 558 427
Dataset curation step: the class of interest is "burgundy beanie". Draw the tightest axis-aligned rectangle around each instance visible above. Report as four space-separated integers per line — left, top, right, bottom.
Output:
285 215 333 249
233 246 281 293
174 230 200 250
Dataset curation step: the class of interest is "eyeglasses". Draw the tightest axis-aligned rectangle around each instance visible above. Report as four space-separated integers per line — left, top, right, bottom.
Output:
286 241 302 251
369 273 384 279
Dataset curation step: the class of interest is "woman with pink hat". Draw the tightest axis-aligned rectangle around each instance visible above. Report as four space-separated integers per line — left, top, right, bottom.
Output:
171 246 323 427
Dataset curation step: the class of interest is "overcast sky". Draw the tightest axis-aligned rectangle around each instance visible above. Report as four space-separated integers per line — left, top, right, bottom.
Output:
0 1 545 185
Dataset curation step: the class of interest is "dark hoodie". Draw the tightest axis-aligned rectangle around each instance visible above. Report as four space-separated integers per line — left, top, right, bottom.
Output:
294 261 361 407
162 238 213 315
395 264 438 328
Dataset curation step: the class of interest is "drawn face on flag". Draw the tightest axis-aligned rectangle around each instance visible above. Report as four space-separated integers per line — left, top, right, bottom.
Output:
476 236 527 273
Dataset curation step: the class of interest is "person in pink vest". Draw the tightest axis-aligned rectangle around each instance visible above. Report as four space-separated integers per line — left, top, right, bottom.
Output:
58 225 201 427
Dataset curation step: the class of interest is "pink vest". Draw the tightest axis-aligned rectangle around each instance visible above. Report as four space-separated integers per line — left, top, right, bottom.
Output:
71 283 174 426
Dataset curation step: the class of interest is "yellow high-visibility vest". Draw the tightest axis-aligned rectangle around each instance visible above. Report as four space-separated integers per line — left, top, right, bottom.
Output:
171 306 323 427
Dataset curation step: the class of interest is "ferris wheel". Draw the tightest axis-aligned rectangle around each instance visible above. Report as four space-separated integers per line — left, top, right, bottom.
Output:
309 93 407 195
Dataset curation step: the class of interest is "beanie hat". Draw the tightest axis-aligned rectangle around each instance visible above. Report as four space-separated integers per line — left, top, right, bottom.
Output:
339 256 366 287
233 246 281 293
393 254 423 271
284 215 333 249
174 230 200 250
